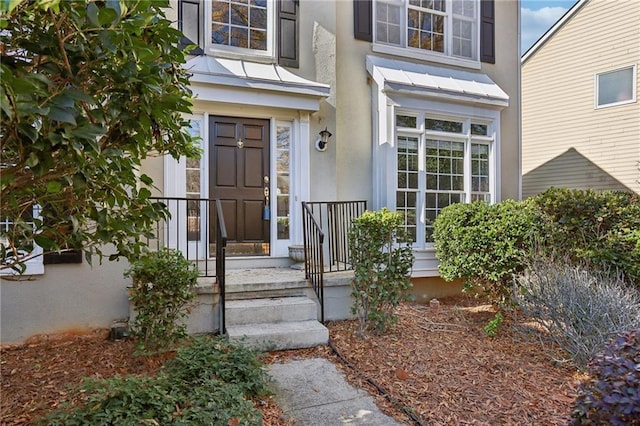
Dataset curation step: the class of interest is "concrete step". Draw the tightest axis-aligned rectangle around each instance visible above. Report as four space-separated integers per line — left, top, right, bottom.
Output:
227 320 329 351
226 297 317 326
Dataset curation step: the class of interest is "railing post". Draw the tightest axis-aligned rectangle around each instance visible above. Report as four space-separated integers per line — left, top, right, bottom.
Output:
215 199 228 336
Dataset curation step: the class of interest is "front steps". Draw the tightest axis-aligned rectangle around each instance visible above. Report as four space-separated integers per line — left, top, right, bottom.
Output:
226 296 329 351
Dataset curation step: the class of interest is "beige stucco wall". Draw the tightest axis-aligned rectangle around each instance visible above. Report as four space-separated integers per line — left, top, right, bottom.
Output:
1 260 131 344
522 0 640 198
1 0 521 344
489 0 522 201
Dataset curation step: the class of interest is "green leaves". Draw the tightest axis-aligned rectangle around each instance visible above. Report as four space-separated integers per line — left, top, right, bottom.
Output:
125 248 199 353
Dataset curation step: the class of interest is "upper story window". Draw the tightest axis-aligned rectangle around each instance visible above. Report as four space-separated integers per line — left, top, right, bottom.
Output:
374 0 478 61
210 0 270 52
595 65 637 109
179 0 299 66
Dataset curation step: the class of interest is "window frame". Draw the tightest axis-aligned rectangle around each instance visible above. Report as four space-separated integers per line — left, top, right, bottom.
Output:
204 0 276 60
594 64 637 109
393 110 496 248
372 0 481 66
1 205 45 276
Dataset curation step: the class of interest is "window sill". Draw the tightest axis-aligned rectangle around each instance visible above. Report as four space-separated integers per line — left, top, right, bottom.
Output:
206 47 276 65
595 98 637 110
372 44 481 70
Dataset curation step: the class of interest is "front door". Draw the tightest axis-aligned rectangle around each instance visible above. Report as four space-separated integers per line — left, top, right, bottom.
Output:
209 116 270 256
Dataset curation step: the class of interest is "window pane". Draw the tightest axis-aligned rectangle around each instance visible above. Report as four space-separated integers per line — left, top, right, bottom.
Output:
211 23 229 44
212 1 230 23
186 170 200 193
597 67 634 106
471 123 488 135
230 26 248 48
425 118 463 133
426 174 437 189
396 190 418 243
452 175 463 190
250 5 266 29
396 114 417 128
276 125 291 239
250 29 267 50
377 2 402 46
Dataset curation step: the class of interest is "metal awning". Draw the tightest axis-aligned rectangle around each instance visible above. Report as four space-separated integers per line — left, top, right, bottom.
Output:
185 56 330 110
366 55 509 107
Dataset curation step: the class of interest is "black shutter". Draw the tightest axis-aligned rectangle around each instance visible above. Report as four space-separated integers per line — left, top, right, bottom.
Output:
354 0 373 41
278 0 299 68
480 0 495 64
178 0 204 55
44 250 83 265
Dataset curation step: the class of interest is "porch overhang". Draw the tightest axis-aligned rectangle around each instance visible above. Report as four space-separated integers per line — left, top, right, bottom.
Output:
185 56 330 111
366 55 509 145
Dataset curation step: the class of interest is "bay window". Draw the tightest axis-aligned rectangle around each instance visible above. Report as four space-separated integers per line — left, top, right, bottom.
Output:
395 112 494 245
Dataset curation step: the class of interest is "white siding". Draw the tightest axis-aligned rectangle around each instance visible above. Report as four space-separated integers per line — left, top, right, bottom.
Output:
522 0 640 198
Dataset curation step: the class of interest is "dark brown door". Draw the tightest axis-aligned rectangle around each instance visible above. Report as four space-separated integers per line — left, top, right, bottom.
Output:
209 116 270 256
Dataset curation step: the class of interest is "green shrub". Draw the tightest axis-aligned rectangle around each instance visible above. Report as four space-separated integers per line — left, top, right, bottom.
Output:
41 336 265 425
532 188 640 285
125 248 199 352
515 261 640 367
570 329 640 425
166 336 268 399
433 200 538 304
348 208 415 334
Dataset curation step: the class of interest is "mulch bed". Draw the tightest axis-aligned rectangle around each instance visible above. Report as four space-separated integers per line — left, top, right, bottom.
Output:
0 330 288 425
1 296 584 425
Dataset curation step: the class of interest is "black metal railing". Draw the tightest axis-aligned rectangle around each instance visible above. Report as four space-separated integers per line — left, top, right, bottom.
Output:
215 199 228 336
148 197 227 335
148 197 216 277
302 202 325 323
302 200 367 323
302 201 367 272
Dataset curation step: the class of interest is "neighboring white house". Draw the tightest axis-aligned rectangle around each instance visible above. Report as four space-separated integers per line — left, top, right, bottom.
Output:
521 0 640 198
1 0 521 344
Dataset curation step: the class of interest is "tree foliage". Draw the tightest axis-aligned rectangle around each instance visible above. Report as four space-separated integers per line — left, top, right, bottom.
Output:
0 0 200 272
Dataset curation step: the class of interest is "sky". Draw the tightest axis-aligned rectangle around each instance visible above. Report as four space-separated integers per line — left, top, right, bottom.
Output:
521 0 580 54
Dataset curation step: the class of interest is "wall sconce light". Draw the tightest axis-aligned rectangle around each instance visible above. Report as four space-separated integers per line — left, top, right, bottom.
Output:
315 127 333 152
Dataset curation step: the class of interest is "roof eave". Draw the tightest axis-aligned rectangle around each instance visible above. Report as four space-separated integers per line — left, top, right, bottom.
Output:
521 0 590 65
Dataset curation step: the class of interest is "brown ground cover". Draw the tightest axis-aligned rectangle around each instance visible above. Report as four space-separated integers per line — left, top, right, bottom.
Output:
1 296 582 425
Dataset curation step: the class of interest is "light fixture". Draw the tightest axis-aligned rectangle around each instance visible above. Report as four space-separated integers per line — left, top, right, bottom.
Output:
315 127 333 152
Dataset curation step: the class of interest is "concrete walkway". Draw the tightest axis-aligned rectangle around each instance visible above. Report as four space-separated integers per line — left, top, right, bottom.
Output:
268 358 403 425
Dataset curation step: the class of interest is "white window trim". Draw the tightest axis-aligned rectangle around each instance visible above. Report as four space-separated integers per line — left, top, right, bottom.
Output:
372 0 481 69
204 0 276 61
162 114 208 258
1 206 44 276
594 64 637 109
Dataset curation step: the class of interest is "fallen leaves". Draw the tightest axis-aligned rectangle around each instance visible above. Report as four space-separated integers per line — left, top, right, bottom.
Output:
326 296 582 425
